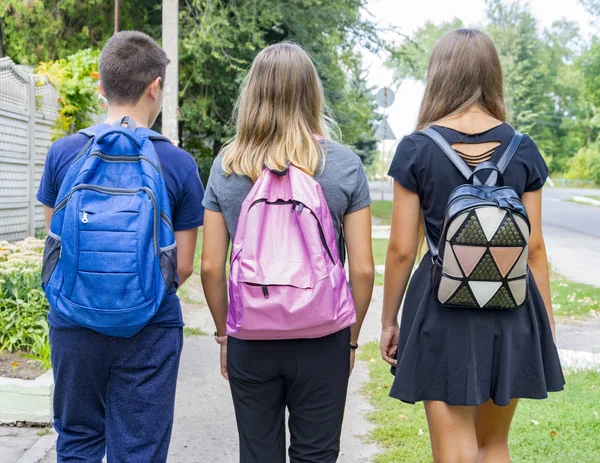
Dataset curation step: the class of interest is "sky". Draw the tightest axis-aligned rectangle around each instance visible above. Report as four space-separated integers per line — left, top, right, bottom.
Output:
363 0 597 154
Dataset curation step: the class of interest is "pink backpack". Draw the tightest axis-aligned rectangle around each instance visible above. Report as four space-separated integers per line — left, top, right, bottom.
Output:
227 165 356 340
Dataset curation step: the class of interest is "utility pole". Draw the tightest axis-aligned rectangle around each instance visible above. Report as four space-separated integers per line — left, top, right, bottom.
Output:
162 0 179 145
114 0 119 34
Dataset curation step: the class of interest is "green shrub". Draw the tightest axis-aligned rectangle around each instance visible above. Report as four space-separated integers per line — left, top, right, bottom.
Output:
36 48 103 140
0 238 50 368
564 145 600 185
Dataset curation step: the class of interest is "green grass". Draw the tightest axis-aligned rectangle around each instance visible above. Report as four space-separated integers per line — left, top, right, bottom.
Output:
359 342 600 463
183 327 207 336
584 195 600 201
551 270 600 317
371 201 393 225
373 239 388 286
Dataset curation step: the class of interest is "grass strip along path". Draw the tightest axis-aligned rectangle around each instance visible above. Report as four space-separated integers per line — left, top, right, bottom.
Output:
359 343 600 463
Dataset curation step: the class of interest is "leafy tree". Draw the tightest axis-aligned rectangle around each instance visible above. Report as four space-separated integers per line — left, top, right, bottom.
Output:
387 18 464 82
36 48 103 139
0 0 158 63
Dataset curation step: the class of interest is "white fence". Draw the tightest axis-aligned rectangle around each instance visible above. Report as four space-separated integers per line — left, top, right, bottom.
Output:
0 58 59 241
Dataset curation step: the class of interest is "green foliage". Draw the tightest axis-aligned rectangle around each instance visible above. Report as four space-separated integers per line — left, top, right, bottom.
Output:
179 0 381 165
1 1 381 166
387 18 464 82
564 145 600 185
36 48 103 139
0 0 159 64
359 342 600 463
0 238 50 368
385 0 600 180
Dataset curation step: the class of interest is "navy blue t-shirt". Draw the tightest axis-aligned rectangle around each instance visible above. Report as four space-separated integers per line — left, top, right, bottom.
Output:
37 125 205 329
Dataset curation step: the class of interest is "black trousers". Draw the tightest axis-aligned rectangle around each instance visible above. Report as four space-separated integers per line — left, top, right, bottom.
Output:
228 328 351 463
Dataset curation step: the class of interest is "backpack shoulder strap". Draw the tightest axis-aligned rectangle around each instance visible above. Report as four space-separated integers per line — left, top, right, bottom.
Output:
495 131 523 176
417 128 483 186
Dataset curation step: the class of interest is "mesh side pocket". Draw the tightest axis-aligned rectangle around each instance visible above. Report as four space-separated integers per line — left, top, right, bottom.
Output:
41 234 61 287
160 246 178 290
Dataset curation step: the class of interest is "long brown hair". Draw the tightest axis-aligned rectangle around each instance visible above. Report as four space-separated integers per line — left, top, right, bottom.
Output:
416 29 507 258
417 29 506 130
222 42 336 181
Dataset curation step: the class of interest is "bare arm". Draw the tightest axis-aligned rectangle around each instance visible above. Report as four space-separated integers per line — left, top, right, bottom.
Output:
200 210 230 337
380 181 421 366
175 228 198 286
343 206 375 346
44 206 53 232
522 189 555 339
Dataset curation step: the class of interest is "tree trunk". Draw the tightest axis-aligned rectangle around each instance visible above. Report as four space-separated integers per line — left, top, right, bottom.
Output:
162 0 179 145
0 19 5 58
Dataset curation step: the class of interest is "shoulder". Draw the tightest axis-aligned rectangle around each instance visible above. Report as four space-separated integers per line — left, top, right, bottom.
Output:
152 139 198 174
322 140 364 171
49 133 91 157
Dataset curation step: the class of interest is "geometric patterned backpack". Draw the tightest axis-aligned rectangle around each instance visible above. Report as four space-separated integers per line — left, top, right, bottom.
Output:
419 127 530 310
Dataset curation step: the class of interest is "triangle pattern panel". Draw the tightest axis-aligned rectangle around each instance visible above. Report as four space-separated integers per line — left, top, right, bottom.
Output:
476 207 507 241
454 213 487 245
490 216 525 246
469 281 502 307
443 241 463 278
470 252 502 281
438 277 462 304
485 285 516 309
453 245 487 277
446 213 469 240
508 246 528 278
489 247 523 277
514 215 530 244
508 278 527 306
447 285 477 306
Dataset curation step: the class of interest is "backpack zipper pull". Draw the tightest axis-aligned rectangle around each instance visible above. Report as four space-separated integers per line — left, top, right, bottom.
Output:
296 203 304 215
262 285 270 299
82 212 88 224
291 201 297 213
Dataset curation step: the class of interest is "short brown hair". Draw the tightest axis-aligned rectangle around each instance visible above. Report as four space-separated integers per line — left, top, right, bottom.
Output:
417 29 506 129
99 31 170 105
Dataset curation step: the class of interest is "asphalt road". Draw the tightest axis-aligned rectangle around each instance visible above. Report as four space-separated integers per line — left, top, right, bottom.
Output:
369 182 600 286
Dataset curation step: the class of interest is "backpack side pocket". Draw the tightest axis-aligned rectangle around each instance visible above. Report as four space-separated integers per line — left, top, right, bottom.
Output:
41 233 61 287
160 244 178 290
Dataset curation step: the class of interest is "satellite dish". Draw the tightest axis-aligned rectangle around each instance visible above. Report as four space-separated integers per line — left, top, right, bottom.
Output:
375 87 395 108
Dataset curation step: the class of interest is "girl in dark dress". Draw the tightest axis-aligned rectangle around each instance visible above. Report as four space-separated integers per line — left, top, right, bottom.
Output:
380 29 564 462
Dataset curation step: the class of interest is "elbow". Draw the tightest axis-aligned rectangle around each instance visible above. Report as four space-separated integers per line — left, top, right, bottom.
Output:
200 260 224 282
350 263 375 285
527 239 546 263
178 264 194 283
387 243 416 266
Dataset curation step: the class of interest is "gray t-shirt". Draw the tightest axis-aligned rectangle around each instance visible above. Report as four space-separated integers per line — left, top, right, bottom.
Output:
202 140 372 261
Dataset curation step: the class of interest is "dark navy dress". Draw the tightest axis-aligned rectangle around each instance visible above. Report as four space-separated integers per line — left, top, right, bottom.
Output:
388 123 565 406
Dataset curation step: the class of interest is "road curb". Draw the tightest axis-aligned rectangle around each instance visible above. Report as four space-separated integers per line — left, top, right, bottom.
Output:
15 431 56 463
571 196 600 206
558 349 600 372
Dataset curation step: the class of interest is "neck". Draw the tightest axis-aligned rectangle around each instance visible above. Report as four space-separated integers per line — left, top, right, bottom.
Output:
104 105 151 128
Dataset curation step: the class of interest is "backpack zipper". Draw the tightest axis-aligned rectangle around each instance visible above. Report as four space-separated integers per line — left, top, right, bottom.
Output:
248 199 335 264
89 152 161 174
53 185 160 255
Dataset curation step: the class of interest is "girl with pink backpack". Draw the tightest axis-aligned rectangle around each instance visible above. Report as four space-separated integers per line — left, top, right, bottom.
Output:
201 42 375 462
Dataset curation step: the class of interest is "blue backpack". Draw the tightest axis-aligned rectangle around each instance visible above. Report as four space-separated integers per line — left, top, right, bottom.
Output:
41 117 177 337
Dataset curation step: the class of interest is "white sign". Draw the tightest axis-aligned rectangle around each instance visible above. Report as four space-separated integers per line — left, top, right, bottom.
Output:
375 87 395 108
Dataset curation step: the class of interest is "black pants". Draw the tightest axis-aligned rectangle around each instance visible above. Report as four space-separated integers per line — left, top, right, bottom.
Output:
228 328 351 463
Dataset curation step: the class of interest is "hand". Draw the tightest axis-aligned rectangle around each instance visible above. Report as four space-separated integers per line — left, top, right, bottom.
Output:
380 324 400 367
220 343 228 380
350 348 356 376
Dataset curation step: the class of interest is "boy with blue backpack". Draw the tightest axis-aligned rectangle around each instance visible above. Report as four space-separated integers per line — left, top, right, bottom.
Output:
37 31 204 462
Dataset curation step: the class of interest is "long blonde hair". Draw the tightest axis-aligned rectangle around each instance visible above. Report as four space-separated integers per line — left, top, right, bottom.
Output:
416 29 507 258
222 42 334 181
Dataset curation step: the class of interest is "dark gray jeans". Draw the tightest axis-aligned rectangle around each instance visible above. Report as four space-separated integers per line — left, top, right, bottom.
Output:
228 328 351 463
